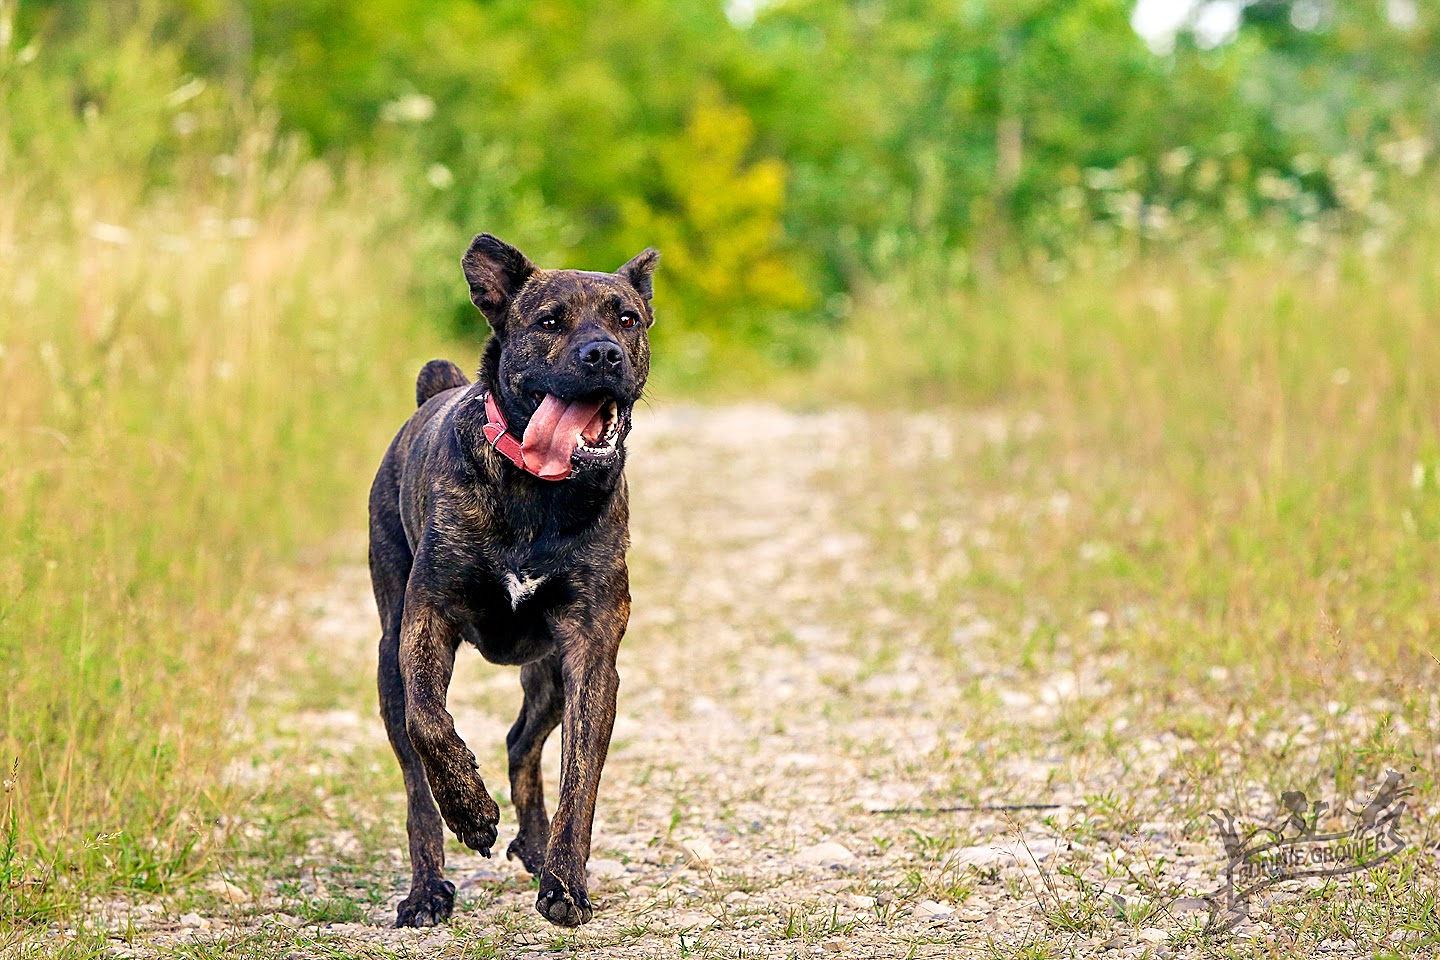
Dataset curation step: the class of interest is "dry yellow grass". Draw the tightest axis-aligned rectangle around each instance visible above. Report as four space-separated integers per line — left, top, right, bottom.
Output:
0 46 450 919
821 225 1440 691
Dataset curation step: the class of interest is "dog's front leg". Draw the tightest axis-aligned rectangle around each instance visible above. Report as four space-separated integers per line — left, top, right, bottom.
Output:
534 598 627 927
399 593 500 856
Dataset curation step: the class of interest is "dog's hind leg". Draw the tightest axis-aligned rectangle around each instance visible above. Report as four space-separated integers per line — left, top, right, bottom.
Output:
372 528 453 927
505 657 564 876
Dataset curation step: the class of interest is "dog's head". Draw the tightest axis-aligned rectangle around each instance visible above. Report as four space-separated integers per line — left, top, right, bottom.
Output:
463 233 658 477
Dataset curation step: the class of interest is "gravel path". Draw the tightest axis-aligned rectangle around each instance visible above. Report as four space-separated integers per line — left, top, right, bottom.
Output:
89 405 1436 960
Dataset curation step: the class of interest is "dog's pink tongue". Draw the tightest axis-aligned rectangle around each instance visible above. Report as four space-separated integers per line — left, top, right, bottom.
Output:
521 394 604 480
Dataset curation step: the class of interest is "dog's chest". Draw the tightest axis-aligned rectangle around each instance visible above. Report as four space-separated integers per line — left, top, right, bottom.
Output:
480 538 561 612
500 569 548 609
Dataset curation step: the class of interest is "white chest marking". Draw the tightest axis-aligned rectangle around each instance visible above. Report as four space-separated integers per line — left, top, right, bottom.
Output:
502 571 547 610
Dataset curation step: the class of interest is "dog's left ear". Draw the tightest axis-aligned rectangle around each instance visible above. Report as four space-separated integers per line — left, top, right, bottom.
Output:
616 248 660 303
462 233 536 331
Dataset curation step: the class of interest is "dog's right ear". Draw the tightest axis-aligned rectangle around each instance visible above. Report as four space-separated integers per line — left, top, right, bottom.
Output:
462 234 536 331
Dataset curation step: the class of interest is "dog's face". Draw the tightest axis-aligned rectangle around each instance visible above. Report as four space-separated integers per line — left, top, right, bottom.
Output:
463 234 658 475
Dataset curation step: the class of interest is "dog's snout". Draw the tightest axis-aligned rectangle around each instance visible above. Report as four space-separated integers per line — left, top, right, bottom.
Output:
579 340 624 372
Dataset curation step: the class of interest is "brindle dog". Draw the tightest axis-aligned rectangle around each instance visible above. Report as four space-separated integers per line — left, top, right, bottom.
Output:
368 234 658 929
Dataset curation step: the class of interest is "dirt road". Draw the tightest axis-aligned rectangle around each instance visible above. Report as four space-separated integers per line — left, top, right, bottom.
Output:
94 405 1434 960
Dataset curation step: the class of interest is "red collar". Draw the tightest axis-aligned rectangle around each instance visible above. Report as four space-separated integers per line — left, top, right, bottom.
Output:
480 390 571 481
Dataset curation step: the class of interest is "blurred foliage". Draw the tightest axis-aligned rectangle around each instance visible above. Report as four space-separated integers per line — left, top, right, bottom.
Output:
9 0 1440 352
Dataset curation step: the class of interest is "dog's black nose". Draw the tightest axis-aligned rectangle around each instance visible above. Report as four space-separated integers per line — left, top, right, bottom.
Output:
579 340 624 372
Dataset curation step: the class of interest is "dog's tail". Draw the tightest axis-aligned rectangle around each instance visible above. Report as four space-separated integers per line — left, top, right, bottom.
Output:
415 359 470 406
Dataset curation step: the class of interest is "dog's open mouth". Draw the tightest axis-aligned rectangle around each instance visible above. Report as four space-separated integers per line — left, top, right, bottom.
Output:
521 393 627 479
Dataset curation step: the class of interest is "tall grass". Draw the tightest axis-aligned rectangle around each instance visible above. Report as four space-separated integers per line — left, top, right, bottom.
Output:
0 27 450 921
823 215 1440 689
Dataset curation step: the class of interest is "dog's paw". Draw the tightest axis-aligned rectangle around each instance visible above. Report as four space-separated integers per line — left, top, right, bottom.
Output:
432 775 501 856
395 879 455 928
506 830 548 876
536 872 593 927
443 800 499 856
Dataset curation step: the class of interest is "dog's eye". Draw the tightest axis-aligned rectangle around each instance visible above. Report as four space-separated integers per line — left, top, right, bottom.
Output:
618 311 640 329
537 314 560 331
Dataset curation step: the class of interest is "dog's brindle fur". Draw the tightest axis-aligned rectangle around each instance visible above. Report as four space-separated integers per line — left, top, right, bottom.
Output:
369 234 658 928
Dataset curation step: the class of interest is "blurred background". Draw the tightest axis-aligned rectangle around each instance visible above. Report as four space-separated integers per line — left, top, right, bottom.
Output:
7 0 1439 373
2 0 1438 932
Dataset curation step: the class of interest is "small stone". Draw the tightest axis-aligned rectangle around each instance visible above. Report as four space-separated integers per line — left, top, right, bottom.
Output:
1171 897 1210 913
178 913 208 930
587 858 627 879
822 939 848 953
680 836 717 864
205 878 251 904
860 673 920 696
777 752 820 770
914 899 954 919
847 894 876 910
1138 928 1166 944
670 909 713 930
957 906 987 922
796 842 854 868
947 837 1063 868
